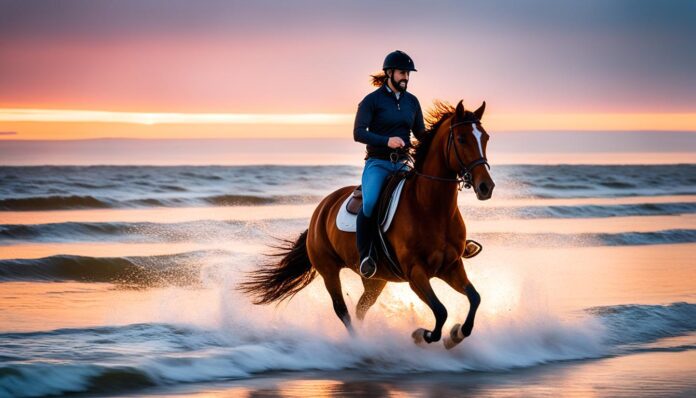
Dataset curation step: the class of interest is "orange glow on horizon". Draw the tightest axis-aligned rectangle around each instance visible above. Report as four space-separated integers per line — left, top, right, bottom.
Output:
0 108 694 140
0 108 352 125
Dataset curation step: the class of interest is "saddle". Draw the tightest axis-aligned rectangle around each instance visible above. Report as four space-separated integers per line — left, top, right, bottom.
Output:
345 186 363 215
346 169 408 229
339 170 483 280
337 170 412 280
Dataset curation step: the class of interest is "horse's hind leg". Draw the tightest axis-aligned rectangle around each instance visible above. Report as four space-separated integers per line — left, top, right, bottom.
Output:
321 267 355 336
408 266 448 344
439 259 481 349
356 278 387 321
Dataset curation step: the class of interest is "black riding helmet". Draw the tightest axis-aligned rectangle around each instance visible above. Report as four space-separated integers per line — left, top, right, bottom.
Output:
382 50 417 72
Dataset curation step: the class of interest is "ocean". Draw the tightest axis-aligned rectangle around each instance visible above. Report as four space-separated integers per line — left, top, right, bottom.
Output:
0 164 695 397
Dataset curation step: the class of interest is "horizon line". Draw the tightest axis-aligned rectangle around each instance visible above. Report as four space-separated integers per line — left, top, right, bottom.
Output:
1 130 696 142
0 108 352 125
1 108 696 136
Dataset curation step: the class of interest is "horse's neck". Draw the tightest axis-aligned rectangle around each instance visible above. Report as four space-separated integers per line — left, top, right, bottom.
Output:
409 177 459 218
410 137 460 217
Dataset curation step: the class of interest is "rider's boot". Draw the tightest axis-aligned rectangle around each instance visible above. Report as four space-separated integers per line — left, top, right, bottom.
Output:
356 208 377 278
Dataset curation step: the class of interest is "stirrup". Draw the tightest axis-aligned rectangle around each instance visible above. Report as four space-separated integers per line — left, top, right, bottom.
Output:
359 256 377 278
463 240 482 259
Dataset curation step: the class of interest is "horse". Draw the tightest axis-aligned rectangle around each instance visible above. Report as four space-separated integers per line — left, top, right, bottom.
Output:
239 99 495 349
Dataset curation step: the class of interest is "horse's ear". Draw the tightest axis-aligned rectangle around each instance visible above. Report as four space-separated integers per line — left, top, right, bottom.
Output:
455 100 465 118
474 101 486 120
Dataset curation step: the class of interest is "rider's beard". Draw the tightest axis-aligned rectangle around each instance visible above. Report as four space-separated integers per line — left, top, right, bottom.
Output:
390 74 408 92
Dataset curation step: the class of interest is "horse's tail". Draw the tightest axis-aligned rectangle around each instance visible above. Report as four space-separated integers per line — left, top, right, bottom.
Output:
238 229 316 305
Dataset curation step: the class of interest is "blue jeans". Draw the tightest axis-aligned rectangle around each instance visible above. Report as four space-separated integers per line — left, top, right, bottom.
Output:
360 158 410 217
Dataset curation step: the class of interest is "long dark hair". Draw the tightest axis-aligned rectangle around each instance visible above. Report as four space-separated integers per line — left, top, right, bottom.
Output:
370 71 388 87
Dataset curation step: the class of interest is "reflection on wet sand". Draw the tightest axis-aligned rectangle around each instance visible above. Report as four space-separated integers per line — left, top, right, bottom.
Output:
476 243 696 312
473 214 696 234
0 282 226 332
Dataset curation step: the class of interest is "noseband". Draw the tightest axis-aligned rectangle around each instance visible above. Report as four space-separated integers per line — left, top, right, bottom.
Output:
445 119 490 189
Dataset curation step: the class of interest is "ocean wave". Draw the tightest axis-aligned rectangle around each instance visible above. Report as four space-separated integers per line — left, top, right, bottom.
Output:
594 229 696 246
0 363 156 397
204 194 321 206
509 164 696 199
0 302 693 397
2 165 695 210
540 202 696 218
0 222 128 242
588 302 696 348
0 251 229 286
0 165 362 206
0 195 112 211
0 193 321 211
0 218 309 243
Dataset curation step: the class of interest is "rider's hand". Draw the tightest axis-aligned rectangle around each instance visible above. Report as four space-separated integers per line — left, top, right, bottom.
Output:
387 137 406 149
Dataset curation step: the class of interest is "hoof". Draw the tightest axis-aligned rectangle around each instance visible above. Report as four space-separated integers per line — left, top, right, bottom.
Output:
443 323 464 350
411 328 432 345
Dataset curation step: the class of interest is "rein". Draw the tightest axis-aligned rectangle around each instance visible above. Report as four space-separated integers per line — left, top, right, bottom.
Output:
409 117 490 191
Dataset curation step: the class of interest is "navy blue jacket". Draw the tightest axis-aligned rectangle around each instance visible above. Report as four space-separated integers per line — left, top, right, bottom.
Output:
353 83 426 158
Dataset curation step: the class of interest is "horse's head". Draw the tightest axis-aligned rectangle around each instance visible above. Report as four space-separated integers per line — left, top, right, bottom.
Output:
446 100 495 200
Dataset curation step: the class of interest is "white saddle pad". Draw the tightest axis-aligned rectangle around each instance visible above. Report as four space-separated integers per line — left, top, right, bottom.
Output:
336 179 406 233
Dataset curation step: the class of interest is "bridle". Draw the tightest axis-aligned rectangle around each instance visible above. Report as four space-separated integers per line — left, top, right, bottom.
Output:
413 116 490 191
446 118 490 189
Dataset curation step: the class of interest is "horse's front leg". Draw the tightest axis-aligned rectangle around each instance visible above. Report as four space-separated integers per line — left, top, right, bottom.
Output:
440 258 481 349
408 266 448 344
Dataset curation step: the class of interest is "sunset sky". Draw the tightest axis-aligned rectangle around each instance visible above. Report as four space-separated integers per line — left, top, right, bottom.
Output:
0 0 694 140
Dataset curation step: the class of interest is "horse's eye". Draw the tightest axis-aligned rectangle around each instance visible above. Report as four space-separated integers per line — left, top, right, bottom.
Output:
457 136 465 144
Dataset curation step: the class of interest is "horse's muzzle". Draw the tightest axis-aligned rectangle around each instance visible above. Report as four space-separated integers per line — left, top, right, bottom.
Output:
475 180 495 200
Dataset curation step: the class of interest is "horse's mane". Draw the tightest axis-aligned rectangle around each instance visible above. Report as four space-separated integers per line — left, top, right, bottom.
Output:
411 100 455 171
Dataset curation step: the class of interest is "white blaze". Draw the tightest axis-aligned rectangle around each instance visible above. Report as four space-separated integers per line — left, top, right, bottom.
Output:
472 124 485 157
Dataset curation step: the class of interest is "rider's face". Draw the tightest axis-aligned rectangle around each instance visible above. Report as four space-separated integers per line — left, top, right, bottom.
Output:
388 69 410 92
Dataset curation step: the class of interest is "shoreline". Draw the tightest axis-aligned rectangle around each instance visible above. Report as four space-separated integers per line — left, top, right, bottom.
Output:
130 349 696 397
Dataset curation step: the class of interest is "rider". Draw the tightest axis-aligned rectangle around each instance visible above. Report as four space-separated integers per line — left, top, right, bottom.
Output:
353 50 426 279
